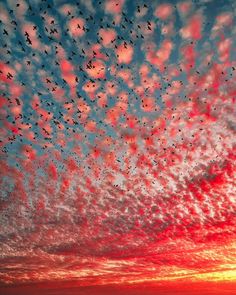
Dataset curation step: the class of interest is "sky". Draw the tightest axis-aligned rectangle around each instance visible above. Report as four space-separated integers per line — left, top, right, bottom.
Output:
0 0 236 294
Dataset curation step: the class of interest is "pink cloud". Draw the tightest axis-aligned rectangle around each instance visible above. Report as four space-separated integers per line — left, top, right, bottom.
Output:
105 0 125 14
11 105 23 117
77 99 91 118
177 1 192 16
85 59 106 79
97 92 108 108
60 59 74 73
155 39 173 65
140 21 156 36
154 4 173 20
180 14 203 40
216 13 233 26
59 4 76 16
218 38 231 63
82 81 100 101
116 43 134 64
105 81 117 96
105 106 123 126
22 23 41 49
141 97 156 112
117 69 132 83
87 44 108 60
68 18 85 37
161 22 174 36
10 84 23 97
212 13 234 34
139 64 150 77
145 40 173 71
84 120 97 132
168 80 183 95
99 29 117 47
82 81 100 93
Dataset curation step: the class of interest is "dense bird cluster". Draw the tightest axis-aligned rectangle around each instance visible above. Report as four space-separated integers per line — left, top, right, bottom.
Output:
0 0 236 289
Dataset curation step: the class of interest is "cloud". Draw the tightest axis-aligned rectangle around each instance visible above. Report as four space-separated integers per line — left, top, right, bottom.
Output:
116 43 134 64
154 3 173 20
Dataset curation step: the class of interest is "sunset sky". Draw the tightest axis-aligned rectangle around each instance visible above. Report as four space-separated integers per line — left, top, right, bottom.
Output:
0 0 236 294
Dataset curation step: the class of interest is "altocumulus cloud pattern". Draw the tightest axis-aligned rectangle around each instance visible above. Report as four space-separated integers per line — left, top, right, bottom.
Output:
0 0 236 295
